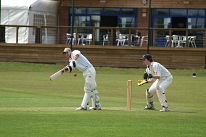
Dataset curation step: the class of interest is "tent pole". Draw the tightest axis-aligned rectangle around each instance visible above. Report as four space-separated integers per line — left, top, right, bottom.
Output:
71 0 74 50
0 0 1 24
147 0 151 54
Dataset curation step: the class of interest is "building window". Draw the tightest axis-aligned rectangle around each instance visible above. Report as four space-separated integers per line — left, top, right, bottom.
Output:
152 9 206 47
121 8 137 15
152 9 206 28
88 8 103 14
188 18 205 28
188 9 205 16
104 8 120 14
152 9 169 15
170 9 187 16
119 17 135 28
70 8 86 14
69 7 137 28
153 18 170 28
72 16 90 26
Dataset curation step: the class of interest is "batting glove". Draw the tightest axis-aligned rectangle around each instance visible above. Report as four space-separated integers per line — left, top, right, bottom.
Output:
69 60 76 69
66 65 72 73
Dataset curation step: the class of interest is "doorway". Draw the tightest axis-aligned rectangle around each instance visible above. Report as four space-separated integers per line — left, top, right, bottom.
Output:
172 17 187 35
100 16 117 27
100 16 118 45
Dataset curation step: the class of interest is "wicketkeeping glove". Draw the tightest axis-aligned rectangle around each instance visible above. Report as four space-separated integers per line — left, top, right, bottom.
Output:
143 72 153 79
143 72 148 79
137 80 148 86
148 74 153 78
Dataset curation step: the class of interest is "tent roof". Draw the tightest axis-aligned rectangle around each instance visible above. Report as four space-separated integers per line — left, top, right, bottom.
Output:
2 0 59 12
2 0 37 8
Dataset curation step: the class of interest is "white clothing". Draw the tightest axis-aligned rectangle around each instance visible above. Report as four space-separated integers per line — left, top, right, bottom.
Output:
70 50 92 72
69 50 101 109
146 62 171 77
83 67 97 93
145 61 172 108
81 67 100 108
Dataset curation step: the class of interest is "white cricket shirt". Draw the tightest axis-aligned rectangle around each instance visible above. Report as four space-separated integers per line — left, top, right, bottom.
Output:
70 50 93 72
146 62 171 77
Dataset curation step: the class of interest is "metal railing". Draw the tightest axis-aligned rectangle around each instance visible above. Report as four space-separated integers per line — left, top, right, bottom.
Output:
1 25 206 48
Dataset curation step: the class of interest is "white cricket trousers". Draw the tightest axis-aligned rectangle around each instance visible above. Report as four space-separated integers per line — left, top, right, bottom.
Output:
80 67 100 109
147 75 172 108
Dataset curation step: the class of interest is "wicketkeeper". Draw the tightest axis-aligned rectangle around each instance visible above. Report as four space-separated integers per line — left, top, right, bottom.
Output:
63 48 101 110
140 54 172 112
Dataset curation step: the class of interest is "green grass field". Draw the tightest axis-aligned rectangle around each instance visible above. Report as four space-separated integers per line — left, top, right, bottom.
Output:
0 62 206 137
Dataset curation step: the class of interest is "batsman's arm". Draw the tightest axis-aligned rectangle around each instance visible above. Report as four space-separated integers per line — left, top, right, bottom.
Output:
73 54 79 60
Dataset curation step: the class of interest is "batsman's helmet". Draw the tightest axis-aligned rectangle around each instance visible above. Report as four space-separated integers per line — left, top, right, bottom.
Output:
63 48 71 54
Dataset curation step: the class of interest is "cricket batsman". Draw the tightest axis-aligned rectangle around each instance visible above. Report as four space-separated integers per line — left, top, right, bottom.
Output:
140 54 172 112
63 48 101 110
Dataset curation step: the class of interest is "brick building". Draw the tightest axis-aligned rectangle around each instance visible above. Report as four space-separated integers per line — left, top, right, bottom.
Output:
56 0 206 47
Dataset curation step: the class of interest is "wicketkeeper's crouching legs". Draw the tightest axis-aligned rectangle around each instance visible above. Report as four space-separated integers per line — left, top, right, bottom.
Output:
156 86 168 108
145 89 155 109
143 80 157 110
156 76 172 112
143 88 156 110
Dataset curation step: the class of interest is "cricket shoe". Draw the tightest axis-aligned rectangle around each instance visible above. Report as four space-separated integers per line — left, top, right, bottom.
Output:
160 106 169 112
89 107 101 110
142 105 155 110
89 104 101 110
76 106 89 111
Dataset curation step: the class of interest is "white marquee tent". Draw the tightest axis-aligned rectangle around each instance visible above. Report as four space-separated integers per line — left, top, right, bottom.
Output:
1 0 59 44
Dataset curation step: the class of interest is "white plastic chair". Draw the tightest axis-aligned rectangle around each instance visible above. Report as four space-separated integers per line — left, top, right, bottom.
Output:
86 34 92 45
103 34 108 46
165 35 170 47
176 36 184 47
122 34 128 46
81 34 87 45
77 34 83 45
117 34 126 46
178 36 191 47
171 35 179 47
66 33 71 45
140 36 148 47
71 33 77 45
190 36 196 48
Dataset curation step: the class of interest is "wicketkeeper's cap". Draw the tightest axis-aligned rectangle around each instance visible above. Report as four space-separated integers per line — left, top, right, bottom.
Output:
140 54 152 60
63 48 71 54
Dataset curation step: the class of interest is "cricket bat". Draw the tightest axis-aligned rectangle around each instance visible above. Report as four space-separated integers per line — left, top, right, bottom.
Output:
50 67 68 81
